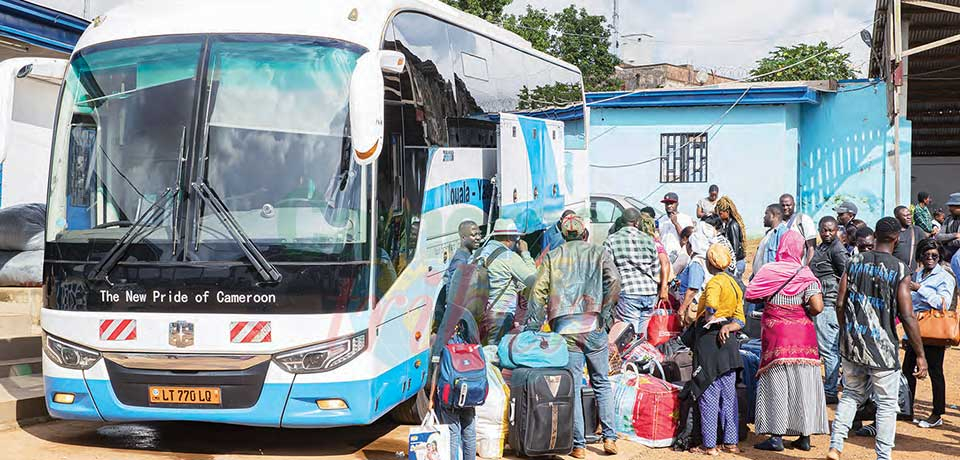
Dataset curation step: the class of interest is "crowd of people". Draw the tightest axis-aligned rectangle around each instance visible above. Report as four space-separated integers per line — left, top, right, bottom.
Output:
431 186 960 460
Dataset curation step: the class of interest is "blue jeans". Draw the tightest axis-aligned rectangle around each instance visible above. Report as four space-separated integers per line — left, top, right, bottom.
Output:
815 305 841 398
436 405 476 460
615 293 657 338
734 259 746 280
566 330 617 448
830 359 900 460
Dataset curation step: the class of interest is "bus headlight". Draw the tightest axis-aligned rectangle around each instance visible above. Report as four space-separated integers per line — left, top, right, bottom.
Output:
273 331 367 373
43 333 101 370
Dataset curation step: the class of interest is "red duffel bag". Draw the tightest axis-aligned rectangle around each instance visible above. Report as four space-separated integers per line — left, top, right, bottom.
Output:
631 362 681 448
646 302 682 346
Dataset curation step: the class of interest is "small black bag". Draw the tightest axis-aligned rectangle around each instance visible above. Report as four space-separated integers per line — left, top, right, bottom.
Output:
582 387 601 444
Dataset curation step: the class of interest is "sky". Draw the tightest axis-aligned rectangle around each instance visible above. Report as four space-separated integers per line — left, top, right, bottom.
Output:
505 0 878 79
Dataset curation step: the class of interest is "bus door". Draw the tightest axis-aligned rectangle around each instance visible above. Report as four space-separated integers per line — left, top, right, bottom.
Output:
497 113 565 233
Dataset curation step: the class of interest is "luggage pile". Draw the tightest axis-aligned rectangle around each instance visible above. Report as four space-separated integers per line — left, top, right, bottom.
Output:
607 318 688 449
0 203 44 286
498 331 575 458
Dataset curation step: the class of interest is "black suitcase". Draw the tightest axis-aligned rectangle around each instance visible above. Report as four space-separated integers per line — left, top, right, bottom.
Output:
508 367 575 457
582 387 601 444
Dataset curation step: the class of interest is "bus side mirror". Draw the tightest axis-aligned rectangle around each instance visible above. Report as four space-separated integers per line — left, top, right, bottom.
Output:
349 52 385 165
349 51 405 166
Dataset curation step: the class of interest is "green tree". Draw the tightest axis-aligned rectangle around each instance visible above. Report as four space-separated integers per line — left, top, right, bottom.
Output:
441 0 513 23
750 42 856 81
502 6 621 92
501 6 553 53
551 6 620 91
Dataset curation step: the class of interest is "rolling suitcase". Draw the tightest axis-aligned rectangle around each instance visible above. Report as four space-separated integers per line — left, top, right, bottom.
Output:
582 387 601 444
508 367 575 457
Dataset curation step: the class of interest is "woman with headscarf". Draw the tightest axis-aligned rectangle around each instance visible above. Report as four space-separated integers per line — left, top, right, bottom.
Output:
639 213 671 302
677 221 717 326
715 196 747 279
684 243 745 455
745 230 828 452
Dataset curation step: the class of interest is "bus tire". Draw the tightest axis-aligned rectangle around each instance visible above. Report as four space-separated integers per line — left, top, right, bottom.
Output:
391 387 430 424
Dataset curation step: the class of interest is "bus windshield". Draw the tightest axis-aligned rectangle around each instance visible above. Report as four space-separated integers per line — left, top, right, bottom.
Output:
47 35 368 262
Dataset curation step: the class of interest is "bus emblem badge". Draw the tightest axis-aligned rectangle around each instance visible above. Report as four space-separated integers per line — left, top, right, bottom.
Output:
169 321 194 348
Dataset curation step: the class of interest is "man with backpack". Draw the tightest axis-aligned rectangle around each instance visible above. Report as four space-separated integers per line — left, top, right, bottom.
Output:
431 305 487 460
524 214 622 458
474 219 537 346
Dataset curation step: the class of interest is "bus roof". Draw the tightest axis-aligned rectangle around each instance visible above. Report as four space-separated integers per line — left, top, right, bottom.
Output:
75 0 581 74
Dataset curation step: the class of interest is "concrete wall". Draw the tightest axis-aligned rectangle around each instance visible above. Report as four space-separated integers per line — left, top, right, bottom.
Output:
913 156 960 210
589 104 799 237
797 80 911 227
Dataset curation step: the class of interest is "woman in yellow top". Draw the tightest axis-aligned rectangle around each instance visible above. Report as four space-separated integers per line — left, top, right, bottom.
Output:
684 243 744 455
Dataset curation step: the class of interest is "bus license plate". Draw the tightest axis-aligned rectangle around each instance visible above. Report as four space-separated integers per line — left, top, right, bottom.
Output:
149 386 221 405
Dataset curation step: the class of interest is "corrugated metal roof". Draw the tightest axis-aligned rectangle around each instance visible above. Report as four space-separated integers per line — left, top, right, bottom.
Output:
871 0 960 157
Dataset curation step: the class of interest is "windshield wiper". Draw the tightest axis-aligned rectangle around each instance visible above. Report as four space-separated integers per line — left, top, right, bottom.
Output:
90 187 178 282
191 182 282 285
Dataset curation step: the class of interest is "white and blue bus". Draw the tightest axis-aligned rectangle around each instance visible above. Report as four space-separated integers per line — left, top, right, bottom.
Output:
41 0 588 427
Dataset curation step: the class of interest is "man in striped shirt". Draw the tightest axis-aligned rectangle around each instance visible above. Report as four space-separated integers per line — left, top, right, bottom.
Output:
603 208 661 335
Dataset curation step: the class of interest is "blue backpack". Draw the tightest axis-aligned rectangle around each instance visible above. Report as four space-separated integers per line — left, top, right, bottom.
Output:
435 307 488 408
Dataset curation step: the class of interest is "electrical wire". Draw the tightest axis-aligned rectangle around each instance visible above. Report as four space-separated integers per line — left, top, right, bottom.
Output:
836 80 882 92
589 86 751 169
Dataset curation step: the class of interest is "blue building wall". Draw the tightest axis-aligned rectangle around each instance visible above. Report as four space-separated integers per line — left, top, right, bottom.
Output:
588 81 908 238
797 80 911 227
590 103 804 237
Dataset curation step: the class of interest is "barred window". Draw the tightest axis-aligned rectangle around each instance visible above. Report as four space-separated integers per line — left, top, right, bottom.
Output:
660 133 708 183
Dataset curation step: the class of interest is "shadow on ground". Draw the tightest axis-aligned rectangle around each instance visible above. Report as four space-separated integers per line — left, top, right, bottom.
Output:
21 419 403 458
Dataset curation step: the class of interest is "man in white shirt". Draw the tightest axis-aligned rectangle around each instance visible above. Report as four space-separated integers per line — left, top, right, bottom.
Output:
657 192 695 263
780 193 817 263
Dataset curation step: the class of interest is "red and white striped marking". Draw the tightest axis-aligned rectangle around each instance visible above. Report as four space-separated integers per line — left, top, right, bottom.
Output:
229 321 272 343
99 319 137 341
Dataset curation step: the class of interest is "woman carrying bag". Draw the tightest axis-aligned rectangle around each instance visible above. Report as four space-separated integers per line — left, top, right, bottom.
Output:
903 238 957 429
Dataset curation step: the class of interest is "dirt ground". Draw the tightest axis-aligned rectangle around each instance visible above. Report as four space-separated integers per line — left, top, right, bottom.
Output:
3 354 959 460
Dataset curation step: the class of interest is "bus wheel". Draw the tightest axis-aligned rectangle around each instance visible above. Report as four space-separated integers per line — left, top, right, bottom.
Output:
390 387 430 424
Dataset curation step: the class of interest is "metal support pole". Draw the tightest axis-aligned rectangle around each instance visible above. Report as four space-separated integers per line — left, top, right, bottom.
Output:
892 0 903 205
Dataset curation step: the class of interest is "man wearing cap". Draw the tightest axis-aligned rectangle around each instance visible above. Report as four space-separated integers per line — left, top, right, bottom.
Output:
540 209 576 259
606 208 663 335
697 185 720 219
935 192 960 262
473 219 537 346
657 192 695 263
914 192 936 235
835 201 858 241
525 214 622 458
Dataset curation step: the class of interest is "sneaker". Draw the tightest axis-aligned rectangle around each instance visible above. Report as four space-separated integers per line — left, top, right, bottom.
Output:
918 416 943 429
571 447 587 459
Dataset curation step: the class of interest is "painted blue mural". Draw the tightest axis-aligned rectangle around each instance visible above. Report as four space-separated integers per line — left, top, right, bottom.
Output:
798 80 911 226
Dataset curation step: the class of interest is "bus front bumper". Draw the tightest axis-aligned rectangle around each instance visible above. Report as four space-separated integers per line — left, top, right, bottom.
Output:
42 350 429 428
